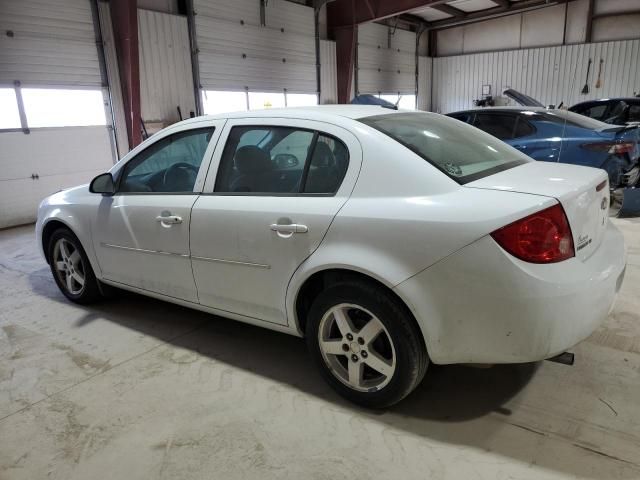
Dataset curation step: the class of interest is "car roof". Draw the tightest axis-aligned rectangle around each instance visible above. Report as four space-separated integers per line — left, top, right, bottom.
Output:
571 98 640 105
174 105 409 127
447 106 550 114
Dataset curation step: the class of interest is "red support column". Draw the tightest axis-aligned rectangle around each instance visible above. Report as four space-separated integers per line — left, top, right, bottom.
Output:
334 26 357 104
110 0 141 148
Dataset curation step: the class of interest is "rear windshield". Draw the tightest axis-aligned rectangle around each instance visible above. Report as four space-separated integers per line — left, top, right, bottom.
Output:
359 112 529 184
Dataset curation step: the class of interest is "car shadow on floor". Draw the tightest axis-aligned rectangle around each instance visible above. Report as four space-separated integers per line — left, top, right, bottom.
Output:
28 271 612 479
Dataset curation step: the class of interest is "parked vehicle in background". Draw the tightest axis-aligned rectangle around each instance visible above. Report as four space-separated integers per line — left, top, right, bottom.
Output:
569 97 640 125
36 106 626 407
447 107 640 215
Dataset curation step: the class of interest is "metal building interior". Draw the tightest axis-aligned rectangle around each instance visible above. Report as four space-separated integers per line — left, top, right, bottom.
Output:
0 0 639 478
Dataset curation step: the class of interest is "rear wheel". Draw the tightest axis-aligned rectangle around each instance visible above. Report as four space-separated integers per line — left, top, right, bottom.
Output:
48 228 102 304
306 280 428 408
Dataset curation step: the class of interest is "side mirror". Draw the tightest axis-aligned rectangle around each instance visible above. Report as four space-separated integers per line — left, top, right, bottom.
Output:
89 172 115 195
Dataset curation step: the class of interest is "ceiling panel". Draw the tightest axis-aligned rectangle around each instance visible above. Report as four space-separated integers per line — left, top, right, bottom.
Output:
410 7 453 21
447 0 501 12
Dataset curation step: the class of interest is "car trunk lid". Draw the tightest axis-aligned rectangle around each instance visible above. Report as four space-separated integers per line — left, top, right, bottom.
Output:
466 162 610 261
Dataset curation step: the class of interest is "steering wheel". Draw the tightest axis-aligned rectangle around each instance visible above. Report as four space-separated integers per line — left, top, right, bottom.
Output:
162 162 199 191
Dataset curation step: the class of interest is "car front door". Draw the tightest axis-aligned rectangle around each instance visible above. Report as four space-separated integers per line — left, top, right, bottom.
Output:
92 120 224 302
190 118 361 325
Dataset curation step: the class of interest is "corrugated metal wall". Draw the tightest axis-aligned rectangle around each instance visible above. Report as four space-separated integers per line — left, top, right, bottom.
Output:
98 1 128 158
320 40 337 104
0 0 102 86
357 23 416 95
138 9 196 124
193 0 316 93
432 39 640 113
417 56 432 111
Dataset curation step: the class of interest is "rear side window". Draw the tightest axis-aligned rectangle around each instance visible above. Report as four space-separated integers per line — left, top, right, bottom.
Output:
513 116 536 138
448 112 474 124
628 104 640 123
473 113 517 140
214 126 349 195
359 112 529 184
575 103 607 120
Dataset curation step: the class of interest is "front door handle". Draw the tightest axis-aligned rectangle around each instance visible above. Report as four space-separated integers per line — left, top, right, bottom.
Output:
270 223 308 234
156 215 182 225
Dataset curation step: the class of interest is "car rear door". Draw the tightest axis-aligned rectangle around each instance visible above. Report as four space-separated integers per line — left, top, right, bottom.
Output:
92 120 225 302
190 118 362 325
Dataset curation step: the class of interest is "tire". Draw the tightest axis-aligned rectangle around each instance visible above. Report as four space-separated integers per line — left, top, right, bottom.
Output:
47 228 102 304
306 280 428 408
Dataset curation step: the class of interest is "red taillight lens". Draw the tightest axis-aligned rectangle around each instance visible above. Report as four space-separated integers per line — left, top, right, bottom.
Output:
581 141 636 155
491 204 575 263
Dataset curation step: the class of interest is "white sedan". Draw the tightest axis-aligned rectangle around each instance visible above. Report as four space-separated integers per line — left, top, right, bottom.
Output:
36 106 626 407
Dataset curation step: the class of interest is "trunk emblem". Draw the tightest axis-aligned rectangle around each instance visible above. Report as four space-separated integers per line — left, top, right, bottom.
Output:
601 198 608 210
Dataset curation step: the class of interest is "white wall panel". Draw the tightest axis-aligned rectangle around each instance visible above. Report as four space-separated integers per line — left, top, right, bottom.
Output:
436 0 640 56
193 0 316 93
418 56 432 111
320 40 337 104
520 5 566 48
138 9 195 123
432 39 640 113
98 1 128 158
357 23 416 95
0 0 102 87
0 127 114 228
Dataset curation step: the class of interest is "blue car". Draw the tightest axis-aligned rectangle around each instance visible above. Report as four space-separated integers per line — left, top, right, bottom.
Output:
447 107 640 213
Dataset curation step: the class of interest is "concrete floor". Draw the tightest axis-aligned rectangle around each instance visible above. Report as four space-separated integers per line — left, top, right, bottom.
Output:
0 221 639 480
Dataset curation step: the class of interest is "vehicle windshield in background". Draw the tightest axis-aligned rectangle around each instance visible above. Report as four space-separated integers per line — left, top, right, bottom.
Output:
359 112 529 184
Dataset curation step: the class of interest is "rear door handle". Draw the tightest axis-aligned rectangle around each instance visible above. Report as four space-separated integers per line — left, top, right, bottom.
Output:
270 223 308 234
156 215 182 225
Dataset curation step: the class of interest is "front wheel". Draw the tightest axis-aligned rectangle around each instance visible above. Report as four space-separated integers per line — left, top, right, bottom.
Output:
48 228 102 304
306 280 428 408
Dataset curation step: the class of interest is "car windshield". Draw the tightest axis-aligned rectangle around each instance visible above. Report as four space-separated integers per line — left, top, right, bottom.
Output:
359 112 530 184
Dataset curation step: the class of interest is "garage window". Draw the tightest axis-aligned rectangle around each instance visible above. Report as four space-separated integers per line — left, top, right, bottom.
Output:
286 93 318 107
0 88 21 129
377 93 416 110
248 92 286 110
21 88 107 128
202 90 247 115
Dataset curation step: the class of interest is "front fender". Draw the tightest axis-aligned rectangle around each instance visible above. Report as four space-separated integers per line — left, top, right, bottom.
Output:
36 186 103 278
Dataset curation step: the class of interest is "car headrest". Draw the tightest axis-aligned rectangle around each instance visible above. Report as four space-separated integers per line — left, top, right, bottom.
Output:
234 146 272 174
312 141 335 167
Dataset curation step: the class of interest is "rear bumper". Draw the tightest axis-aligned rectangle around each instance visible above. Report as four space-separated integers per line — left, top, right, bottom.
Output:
394 220 626 364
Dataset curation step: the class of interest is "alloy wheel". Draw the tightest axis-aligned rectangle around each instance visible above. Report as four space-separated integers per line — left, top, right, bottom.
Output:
53 238 86 295
317 303 396 392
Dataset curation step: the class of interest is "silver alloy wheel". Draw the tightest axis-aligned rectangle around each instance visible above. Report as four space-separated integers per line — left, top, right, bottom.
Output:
53 238 86 295
318 303 396 392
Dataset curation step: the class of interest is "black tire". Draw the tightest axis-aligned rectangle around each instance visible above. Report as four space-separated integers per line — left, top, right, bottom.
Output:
47 228 102 304
306 280 428 408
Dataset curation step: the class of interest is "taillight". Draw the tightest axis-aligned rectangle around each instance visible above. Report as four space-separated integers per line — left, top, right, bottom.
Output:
581 141 636 155
491 204 574 263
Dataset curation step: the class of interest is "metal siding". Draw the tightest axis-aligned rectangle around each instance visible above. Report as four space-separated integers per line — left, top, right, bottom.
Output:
138 9 196 123
0 0 102 86
417 56 432 111
193 0 316 93
320 39 337 104
357 23 416 94
432 39 640 113
98 0 129 157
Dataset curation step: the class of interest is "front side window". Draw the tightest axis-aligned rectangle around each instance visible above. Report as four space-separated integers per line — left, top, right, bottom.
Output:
119 127 214 193
359 112 529 184
215 126 349 194
628 104 640 123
